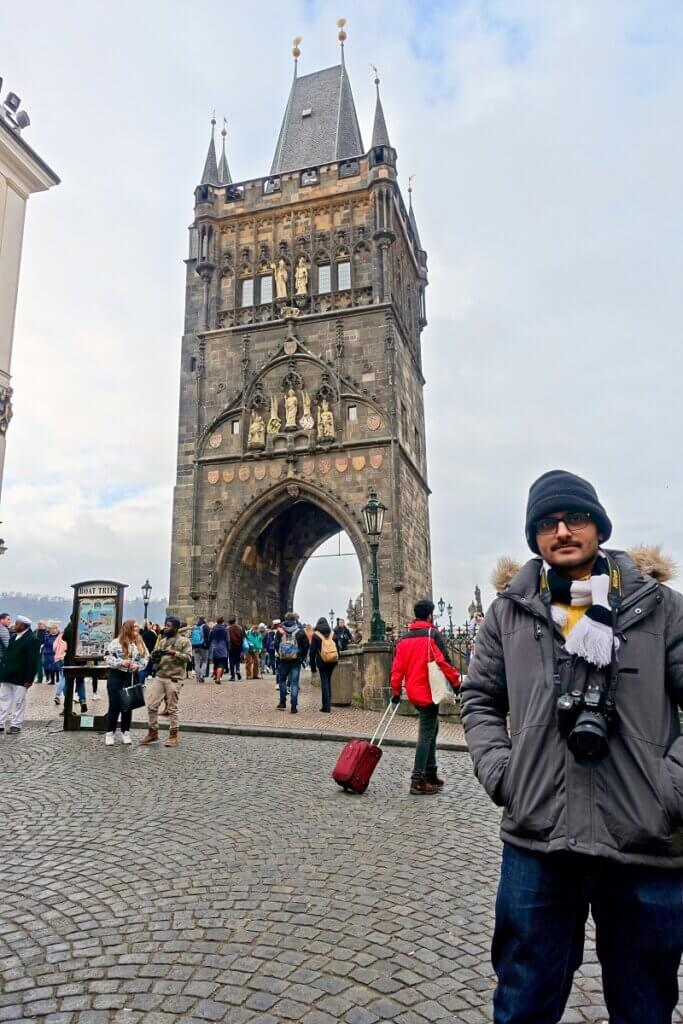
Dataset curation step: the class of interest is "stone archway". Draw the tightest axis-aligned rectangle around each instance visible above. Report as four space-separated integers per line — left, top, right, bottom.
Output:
213 480 369 625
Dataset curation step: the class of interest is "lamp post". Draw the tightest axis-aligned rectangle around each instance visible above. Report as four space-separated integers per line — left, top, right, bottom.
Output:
447 603 454 639
362 486 387 642
329 608 335 626
437 596 445 625
142 578 152 624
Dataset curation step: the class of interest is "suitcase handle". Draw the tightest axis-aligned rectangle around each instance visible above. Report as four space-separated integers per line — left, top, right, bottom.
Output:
370 700 400 747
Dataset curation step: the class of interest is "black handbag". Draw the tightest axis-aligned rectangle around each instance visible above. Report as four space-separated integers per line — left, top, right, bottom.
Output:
119 680 146 712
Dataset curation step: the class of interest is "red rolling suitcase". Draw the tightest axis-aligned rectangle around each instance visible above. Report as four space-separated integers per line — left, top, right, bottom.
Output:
332 702 399 793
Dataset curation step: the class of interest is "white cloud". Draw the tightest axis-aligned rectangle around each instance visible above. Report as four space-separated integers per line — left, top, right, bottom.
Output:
2 0 682 624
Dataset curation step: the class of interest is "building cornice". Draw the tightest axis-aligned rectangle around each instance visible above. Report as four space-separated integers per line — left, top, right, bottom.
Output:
0 119 60 197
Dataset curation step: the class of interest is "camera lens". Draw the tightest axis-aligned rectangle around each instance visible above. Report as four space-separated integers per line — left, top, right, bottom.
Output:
568 711 609 763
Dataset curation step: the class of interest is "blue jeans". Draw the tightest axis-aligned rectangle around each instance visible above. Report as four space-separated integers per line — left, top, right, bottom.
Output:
493 842 683 1024
278 662 301 708
56 676 85 703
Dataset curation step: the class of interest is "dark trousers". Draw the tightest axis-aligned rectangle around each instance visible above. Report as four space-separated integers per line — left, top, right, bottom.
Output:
493 842 683 1024
412 703 439 781
318 663 335 711
228 650 241 679
106 671 133 734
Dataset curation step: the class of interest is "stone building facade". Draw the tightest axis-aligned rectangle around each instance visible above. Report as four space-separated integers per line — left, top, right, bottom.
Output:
169 47 431 630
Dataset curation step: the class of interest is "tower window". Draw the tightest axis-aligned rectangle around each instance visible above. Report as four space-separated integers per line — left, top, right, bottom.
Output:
347 405 358 422
401 403 408 439
241 278 253 307
231 420 240 435
260 275 273 304
337 261 351 291
318 264 331 294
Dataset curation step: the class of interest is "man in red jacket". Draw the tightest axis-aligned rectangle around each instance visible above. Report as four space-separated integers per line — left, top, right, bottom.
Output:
390 599 461 795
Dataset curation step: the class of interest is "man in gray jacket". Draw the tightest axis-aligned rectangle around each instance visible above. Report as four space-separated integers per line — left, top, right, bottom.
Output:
461 469 683 1024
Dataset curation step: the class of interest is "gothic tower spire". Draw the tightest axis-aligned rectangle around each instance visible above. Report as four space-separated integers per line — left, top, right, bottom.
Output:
371 69 391 149
200 114 220 186
218 118 232 185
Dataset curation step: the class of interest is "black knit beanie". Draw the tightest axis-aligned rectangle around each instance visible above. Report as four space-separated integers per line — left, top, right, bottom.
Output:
525 470 612 554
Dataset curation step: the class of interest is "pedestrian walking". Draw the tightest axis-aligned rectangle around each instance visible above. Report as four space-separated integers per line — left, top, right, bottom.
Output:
227 616 245 681
140 616 191 748
190 617 210 681
0 612 10 666
245 625 263 679
461 469 683 1024
263 624 277 675
333 617 352 652
390 599 460 794
34 620 47 682
103 620 148 746
42 623 66 686
275 612 309 714
208 616 229 684
309 616 338 712
0 616 41 734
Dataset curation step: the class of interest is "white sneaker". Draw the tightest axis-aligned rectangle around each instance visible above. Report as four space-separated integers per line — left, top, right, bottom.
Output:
105 732 115 746
121 732 132 745
92 693 100 701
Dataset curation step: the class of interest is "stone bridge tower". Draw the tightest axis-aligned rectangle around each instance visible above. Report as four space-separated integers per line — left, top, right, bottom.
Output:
169 36 431 631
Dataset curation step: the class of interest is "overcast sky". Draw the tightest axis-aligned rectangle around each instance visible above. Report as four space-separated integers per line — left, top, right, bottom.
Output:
2 0 682 627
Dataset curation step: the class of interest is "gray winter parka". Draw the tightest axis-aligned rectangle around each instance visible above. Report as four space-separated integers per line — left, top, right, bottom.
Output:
461 549 683 867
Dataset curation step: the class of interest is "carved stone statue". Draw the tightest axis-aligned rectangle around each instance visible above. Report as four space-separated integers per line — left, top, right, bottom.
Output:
317 398 335 441
284 387 298 430
302 389 312 417
295 256 308 296
273 258 288 299
267 394 281 435
248 410 265 448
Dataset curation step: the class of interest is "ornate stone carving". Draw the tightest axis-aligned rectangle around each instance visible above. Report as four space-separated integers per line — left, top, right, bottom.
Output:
299 390 314 430
282 361 304 392
314 372 337 405
207 470 219 484
248 410 266 449
273 257 288 299
317 399 335 442
267 394 282 435
367 413 382 431
295 256 309 296
287 483 301 498
284 388 298 430
209 432 222 448
222 468 235 483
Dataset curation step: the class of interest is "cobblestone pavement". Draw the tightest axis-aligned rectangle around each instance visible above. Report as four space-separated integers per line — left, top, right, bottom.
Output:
2 723 677 1023
24 675 466 745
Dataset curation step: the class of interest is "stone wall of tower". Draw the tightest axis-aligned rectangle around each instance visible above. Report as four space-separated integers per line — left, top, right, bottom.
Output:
170 146 431 632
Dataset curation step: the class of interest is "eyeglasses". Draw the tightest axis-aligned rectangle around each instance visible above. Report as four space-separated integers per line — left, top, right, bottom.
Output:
535 512 592 537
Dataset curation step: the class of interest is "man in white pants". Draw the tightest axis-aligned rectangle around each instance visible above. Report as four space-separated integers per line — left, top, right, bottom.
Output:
0 616 40 734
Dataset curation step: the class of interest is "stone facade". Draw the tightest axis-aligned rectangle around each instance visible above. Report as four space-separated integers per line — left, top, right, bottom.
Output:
169 63 431 630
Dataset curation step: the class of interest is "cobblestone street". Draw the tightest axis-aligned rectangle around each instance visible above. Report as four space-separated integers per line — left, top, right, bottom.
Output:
2 723 677 1023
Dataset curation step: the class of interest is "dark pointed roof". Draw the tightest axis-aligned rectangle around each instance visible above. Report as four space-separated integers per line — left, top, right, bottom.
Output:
218 123 232 185
408 187 422 249
200 119 220 185
371 79 391 148
270 64 364 174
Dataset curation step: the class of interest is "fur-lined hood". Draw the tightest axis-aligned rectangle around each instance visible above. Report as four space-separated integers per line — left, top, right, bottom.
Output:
492 545 677 594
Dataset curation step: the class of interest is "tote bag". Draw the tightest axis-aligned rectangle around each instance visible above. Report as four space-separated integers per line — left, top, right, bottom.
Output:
428 629 456 705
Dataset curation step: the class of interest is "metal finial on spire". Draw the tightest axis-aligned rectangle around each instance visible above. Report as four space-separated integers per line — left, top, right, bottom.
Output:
408 174 415 203
372 64 380 90
221 116 227 139
337 18 347 65
211 110 216 134
292 36 302 77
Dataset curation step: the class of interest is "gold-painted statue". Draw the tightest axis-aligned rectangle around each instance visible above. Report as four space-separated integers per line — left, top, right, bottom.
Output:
317 398 335 441
267 394 282 435
284 387 298 430
273 257 289 299
248 410 265 448
295 256 308 296
302 389 312 417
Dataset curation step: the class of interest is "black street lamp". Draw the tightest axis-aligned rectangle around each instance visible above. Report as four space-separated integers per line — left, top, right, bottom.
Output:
362 486 387 642
437 596 445 622
447 603 454 638
329 609 335 627
142 578 152 623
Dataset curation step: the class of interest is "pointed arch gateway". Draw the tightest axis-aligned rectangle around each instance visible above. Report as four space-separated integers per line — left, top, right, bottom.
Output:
213 479 369 625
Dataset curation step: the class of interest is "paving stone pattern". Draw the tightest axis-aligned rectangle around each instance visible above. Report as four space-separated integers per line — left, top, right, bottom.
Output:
0 724 680 1023
24 675 466 745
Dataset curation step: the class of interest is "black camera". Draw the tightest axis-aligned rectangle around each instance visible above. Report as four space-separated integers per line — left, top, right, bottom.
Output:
557 681 613 764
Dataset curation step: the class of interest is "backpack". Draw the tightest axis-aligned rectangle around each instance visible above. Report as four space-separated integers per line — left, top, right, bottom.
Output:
191 625 204 646
279 630 299 662
315 631 339 664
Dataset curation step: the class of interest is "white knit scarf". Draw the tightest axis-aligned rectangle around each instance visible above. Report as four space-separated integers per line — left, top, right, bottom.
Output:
541 551 617 668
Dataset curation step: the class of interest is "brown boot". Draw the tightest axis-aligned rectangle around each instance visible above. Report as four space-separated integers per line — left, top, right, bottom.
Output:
139 728 159 745
426 775 445 788
165 728 179 748
410 780 439 796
